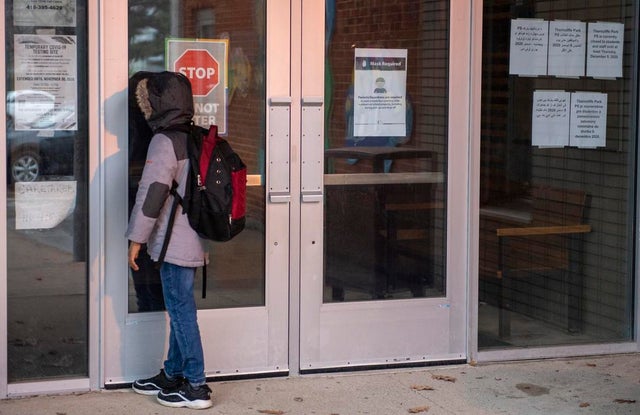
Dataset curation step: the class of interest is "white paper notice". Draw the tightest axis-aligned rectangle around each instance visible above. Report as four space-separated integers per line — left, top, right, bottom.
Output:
353 48 407 137
587 22 624 78
532 90 570 147
14 34 78 130
548 20 586 77
570 92 607 148
15 181 77 230
13 0 76 27
509 19 549 76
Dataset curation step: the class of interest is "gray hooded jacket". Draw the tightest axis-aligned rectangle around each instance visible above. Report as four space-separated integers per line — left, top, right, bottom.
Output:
125 72 206 267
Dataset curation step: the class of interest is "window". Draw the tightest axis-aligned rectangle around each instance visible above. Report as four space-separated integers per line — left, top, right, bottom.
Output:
5 0 89 381
127 0 266 312
479 0 637 349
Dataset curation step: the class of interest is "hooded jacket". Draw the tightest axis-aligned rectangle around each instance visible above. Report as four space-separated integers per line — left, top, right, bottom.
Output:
125 71 206 267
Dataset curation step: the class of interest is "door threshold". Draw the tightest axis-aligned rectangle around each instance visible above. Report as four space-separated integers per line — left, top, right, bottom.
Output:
299 359 467 375
104 370 289 390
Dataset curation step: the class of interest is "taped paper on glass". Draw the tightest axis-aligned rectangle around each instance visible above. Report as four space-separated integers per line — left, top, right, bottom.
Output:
531 90 570 147
15 181 77 230
353 48 407 137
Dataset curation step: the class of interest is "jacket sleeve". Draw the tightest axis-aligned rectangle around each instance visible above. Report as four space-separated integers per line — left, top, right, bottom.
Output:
125 133 177 243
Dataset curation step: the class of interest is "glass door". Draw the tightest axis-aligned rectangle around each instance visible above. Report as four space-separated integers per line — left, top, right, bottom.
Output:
298 1 471 369
102 0 290 384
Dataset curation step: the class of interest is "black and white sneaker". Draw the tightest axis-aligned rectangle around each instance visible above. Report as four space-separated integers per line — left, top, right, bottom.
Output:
157 382 213 409
132 369 184 395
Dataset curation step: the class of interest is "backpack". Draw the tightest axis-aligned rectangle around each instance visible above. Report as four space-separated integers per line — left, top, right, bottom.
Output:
178 124 247 241
158 124 247 264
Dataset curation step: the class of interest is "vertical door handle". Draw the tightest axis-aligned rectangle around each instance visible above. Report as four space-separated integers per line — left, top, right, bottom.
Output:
268 97 292 203
301 97 324 203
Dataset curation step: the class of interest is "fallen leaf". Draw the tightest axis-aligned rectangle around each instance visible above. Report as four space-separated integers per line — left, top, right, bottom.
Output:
258 410 285 414
613 399 636 404
516 383 550 397
432 374 456 383
579 402 590 408
411 385 434 391
408 406 429 413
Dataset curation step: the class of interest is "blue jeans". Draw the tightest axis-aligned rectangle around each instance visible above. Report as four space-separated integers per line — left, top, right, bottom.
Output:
160 262 206 386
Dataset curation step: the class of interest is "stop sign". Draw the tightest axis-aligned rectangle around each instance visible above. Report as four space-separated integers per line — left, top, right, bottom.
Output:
174 49 219 97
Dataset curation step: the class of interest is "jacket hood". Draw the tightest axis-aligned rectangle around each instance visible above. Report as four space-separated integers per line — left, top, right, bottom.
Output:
135 71 194 132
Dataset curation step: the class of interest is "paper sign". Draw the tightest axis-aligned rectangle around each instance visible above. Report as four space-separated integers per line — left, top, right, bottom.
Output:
570 92 607 148
14 34 78 131
587 22 624 78
15 181 77 230
548 20 586 77
13 0 76 27
509 19 549 76
353 48 407 137
531 90 570 147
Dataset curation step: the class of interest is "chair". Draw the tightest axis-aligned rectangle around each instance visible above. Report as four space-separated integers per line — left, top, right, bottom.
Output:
494 186 591 338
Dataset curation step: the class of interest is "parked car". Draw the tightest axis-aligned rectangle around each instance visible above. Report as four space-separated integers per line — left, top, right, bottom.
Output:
7 126 75 182
6 90 76 182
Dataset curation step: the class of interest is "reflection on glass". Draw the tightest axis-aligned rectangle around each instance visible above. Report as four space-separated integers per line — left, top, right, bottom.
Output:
478 1 636 349
323 1 449 303
6 1 89 381
127 0 266 312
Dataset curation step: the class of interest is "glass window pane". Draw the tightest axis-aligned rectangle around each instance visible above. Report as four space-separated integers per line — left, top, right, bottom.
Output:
323 1 449 302
479 1 636 349
127 1 266 312
5 1 89 381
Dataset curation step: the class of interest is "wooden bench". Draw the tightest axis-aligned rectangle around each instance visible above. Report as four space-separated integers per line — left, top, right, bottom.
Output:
481 186 591 338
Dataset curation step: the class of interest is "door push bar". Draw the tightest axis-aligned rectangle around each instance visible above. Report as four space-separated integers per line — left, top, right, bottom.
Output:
268 97 292 203
301 96 324 203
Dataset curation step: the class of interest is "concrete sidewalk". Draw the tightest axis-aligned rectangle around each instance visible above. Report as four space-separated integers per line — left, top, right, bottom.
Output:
1 354 639 415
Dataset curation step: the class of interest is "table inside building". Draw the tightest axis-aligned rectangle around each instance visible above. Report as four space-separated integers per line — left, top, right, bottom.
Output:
324 146 444 300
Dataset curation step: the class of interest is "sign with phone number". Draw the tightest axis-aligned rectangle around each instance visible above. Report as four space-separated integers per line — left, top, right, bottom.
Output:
14 0 76 27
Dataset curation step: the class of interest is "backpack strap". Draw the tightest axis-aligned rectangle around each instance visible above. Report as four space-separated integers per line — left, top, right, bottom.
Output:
155 181 181 269
155 181 208 299
155 124 210 296
202 264 207 299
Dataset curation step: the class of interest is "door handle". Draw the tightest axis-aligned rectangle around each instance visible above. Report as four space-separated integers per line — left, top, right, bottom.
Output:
301 96 324 203
268 97 291 203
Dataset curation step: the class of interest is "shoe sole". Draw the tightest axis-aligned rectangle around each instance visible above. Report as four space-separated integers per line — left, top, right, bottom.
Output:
157 396 213 409
132 385 161 396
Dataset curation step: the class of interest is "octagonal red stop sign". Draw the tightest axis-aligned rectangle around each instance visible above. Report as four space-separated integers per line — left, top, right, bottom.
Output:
174 49 219 97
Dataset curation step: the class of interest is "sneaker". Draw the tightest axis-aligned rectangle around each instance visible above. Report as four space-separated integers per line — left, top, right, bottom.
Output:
157 382 213 409
132 369 184 395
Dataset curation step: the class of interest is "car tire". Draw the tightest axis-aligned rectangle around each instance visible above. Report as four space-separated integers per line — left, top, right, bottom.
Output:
11 149 41 182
